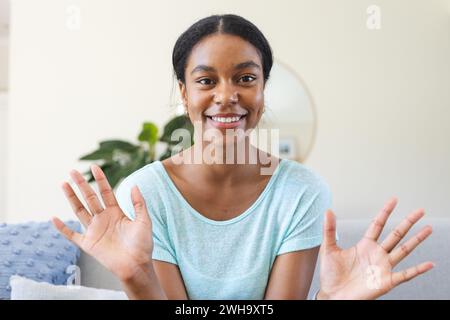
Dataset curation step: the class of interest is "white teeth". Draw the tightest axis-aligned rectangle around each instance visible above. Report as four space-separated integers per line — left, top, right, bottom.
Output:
211 116 241 123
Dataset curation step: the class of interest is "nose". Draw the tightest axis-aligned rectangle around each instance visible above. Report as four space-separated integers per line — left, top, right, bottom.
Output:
213 83 239 106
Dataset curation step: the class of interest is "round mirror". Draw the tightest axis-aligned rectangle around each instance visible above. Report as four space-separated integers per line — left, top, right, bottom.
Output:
256 59 316 163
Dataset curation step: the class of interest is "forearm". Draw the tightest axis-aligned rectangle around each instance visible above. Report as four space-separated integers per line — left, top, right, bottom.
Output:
120 262 168 300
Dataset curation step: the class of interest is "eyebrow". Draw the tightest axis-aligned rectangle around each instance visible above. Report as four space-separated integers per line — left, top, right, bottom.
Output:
190 60 261 75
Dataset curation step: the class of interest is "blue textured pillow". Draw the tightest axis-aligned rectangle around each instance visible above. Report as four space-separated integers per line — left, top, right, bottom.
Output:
0 220 81 299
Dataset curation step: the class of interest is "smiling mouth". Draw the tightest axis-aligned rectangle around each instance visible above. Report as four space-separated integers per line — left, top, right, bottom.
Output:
205 114 247 123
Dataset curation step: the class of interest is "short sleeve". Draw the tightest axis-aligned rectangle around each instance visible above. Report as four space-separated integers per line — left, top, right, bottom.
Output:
277 179 334 256
115 176 178 265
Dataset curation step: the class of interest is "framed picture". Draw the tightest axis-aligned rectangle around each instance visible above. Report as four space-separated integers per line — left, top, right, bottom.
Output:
279 137 296 159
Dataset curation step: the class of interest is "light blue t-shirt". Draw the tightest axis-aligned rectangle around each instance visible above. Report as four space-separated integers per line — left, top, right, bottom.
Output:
115 158 333 300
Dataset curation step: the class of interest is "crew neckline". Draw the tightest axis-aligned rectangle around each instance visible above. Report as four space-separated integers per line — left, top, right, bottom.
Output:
154 159 287 226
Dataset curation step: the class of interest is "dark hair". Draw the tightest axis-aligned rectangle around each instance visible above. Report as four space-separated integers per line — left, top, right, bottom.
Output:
172 14 273 84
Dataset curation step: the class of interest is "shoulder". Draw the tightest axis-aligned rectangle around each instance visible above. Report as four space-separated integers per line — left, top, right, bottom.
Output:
115 161 161 194
278 159 331 197
114 161 164 219
275 161 333 236
273 159 332 221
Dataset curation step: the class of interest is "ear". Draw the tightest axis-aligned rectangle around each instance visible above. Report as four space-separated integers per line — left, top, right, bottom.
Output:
178 80 188 106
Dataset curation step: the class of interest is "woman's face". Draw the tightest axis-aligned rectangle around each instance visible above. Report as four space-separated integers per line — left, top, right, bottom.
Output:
179 33 265 145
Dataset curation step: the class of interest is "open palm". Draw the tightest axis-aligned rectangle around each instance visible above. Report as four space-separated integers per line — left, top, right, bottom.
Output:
318 198 434 300
52 165 153 281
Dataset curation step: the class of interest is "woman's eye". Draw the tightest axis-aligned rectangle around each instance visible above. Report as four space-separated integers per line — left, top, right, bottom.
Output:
197 78 214 85
239 75 256 83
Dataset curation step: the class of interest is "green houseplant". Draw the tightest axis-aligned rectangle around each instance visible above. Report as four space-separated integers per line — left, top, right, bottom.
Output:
79 115 194 189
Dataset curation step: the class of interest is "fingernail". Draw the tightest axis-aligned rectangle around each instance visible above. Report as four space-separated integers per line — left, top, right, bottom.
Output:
70 169 84 183
69 170 78 180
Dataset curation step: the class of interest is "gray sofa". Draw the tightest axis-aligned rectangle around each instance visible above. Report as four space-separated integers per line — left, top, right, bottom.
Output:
78 218 450 299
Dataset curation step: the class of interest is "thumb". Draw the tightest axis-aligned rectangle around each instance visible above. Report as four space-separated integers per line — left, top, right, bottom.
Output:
131 185 151 224
323 209 337 250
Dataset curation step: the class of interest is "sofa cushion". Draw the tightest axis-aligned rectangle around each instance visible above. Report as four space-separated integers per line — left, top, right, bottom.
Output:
0 220 81 299
10 275 127 300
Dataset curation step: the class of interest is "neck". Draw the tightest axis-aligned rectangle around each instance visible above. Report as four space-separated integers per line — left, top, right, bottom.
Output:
171 141 279 185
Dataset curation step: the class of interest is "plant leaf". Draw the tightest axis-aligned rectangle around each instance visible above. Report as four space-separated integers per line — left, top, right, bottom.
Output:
158 148 173 161
99 140 139 152
101 161 124 189
159 115 194 146
138 122 159 145
79 148 114 161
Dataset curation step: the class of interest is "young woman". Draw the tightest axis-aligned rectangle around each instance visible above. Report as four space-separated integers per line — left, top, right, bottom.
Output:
52 14 434 300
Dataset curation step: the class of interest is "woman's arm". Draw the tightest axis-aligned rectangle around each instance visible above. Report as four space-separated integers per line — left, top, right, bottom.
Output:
120 261 168 299
152 260 189 299
263 247 319 299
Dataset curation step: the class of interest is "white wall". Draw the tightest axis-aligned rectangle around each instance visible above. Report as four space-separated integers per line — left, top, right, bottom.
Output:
0 93 7 216
4 0 450 223
0 27 8 216
0 0 9 90
0 40 7 91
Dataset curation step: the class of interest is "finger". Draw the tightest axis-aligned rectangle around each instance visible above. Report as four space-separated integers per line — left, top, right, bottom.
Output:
363 197 398 241
91 164 119 207
51 216 84 248
380 208 425 252
323 209 337 250
388 225 433 266
70 169 104 215
131 185 151 224
391 261 435 288
61 182 92 228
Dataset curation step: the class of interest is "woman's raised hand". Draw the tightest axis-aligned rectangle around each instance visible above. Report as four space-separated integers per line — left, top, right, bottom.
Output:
52 165 154 282
318 197 434 300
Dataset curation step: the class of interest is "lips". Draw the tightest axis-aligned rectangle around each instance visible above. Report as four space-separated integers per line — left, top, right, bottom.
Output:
205 114 246 129
206 113 247 117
